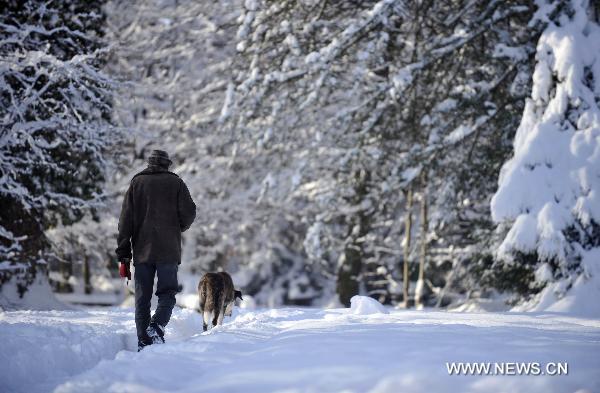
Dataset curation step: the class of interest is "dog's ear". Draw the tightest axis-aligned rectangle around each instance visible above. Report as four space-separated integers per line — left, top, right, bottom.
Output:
234 290 243 301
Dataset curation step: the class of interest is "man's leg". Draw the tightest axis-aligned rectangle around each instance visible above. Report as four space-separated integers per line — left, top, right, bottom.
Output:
134 263 156 343
151 263 178 330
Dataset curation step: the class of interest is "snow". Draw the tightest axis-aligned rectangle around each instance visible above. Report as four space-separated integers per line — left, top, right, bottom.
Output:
0 308 136 393
244 0 258 11
390 66 415 97
303 221 324 261
350 295 388 315
497 214 538 258
492 43 527 61
0 274 68 311
1 306 599 393
435 98 457 112
218 83 235 123
517 248 600 318
444 124 471 144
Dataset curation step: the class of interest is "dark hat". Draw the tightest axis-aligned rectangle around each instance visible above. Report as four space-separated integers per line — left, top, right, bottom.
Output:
147 149 172 167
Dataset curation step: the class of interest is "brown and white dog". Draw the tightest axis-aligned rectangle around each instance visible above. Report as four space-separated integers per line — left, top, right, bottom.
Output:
198 272 243 331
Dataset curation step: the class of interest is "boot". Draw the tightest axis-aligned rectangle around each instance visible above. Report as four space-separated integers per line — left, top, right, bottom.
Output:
137 335 153 352
146 322 165 344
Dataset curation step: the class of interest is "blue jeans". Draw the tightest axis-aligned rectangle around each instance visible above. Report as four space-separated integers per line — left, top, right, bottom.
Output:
134 263 178 340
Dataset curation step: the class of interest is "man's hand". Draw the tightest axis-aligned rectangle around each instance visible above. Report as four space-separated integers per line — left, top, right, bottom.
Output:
119 258 132 280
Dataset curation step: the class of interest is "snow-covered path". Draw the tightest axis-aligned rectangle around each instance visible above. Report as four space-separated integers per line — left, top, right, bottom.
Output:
2 304 599 393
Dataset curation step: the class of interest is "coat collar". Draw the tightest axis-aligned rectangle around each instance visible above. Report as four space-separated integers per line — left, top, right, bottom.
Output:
132 166 179 180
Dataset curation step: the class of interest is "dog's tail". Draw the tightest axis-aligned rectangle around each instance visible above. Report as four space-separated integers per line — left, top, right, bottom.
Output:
210 288 222 327
199 283 209 326
203 309 213 328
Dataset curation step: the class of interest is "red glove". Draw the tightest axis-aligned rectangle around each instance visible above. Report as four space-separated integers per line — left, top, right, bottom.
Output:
119 260 131 280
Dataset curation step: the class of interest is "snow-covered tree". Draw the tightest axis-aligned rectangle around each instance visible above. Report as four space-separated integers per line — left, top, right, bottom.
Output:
224 0 538 306
491 0 600 306
0 0 122 308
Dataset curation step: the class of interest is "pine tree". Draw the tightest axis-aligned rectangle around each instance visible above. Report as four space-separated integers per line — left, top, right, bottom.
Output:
0 0 121 308
491 0 600 305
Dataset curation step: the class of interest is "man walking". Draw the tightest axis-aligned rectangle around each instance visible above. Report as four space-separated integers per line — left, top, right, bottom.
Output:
116 150 196 351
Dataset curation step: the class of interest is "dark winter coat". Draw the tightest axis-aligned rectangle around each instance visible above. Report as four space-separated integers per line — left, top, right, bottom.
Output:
115 166 196 265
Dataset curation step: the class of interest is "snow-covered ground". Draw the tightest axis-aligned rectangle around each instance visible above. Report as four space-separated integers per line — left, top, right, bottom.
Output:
1 297 599 393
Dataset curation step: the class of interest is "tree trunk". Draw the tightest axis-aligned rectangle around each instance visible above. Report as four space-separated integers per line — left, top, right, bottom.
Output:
59 260 73 293
402 185 413 308
337 168 370 307
415 172 428 308
337 242 362 307
83 255 92 295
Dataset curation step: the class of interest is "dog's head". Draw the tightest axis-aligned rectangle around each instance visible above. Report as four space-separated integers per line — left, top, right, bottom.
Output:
234 290 243 301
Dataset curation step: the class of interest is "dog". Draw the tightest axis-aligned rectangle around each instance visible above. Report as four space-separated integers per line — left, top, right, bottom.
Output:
198 272 243 331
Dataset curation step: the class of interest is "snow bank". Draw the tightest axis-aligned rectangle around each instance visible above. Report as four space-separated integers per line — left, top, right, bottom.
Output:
350 295 389 315
0 273 68 311
0 308 136 393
